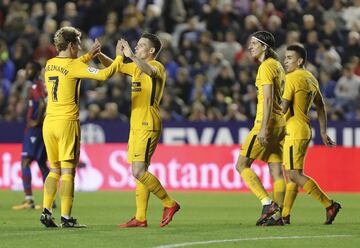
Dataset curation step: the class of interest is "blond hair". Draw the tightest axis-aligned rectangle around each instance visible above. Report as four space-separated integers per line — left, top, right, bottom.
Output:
54 27 81 52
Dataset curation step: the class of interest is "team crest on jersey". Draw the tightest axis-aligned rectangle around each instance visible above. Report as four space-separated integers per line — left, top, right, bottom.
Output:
30 136 37 143
87 67 99 74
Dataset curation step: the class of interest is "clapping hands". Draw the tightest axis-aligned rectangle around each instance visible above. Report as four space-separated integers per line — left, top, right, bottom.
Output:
89 38 101 58
117 39 134 58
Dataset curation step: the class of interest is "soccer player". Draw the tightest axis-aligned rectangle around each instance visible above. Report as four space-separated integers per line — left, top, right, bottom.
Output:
235 31 286 226
40 26 123 228
97 34 180 228
12 61 49 210
278 44 341 225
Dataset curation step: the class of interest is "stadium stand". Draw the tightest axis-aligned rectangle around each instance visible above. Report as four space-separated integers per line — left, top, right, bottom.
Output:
0 0 359 122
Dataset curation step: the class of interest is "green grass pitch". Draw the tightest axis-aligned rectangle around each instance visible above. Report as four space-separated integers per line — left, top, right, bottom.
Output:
1 190 359 248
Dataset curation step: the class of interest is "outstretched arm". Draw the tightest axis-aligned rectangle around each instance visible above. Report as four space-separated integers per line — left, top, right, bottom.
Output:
97 52 114 67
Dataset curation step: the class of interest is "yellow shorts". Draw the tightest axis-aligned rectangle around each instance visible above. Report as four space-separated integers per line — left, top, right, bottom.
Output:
127 129 161 164
283 138 310 170
240 126 286 163
43 119 80 165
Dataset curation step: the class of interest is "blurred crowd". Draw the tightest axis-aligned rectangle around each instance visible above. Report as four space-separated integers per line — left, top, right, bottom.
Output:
0 0 360 123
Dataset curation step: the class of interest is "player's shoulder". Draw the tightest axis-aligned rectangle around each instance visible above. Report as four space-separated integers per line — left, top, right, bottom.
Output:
260 58 281 70
149 60 164 69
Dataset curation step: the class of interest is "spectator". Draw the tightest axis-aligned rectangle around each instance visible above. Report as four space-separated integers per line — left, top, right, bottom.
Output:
334 64 360 113
214 30 242 64
342 31 360 64
282 0 303 30
323 0 346 30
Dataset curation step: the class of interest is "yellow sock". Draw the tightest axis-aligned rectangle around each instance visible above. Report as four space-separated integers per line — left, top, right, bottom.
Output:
282 182 298 217
241 168 269 203
135 180 150 221
139 171 174 208
60 174 74 217
303 178 332 208
273 179 286 208
43 172 60 210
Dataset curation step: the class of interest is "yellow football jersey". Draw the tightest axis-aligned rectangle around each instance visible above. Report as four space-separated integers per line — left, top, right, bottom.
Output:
44 54 122 121
283 68 321 139
254 58 285 129
120 60 165 131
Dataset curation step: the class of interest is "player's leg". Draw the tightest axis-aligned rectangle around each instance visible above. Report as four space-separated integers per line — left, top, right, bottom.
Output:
14 129 37 210
237 129 272 205
287 139 340 224
290 170 341 224
281 170 298 224
288 139 331 204
118 130 150 228
236 155 271 204
267 127 286 209
236 129 280 225
120 130 179 227
36 138 50 183
57 120 85 228
43 165 60 210
133 161 179 227
268 162 286 209
135 179 150 222
40 121 60 227
12 157 35 210
58 162 85 228
40 164 60 228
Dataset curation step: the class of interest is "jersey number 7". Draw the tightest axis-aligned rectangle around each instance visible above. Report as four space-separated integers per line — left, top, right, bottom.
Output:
48 76 59 102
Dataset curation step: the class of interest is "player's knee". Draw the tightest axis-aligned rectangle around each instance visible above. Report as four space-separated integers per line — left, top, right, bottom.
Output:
289 171 301 183
235 157 247 173
132 169 145 179
132 163 146 179
21 158 32 168
49 168 61 175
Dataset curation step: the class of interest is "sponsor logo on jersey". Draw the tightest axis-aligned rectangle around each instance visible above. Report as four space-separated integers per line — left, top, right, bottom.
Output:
132 81 141 92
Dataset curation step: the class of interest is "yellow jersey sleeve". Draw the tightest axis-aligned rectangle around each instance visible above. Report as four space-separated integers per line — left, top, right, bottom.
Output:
78 53 92 63
120 62 136 76
283 74 296 101
148 60 165 79
69 56 123 80
258 61 276 85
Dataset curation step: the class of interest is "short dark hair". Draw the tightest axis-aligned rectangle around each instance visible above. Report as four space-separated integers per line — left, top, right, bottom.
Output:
142 33 162 57
286 43 307 66
26 60 42 80
251 30 278 60
29 60 42 73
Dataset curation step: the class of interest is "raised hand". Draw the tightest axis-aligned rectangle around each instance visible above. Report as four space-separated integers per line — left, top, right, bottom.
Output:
321 133 336 147
120 39 134 58
116 40 124 56
257 127 269 147
88 38 101 58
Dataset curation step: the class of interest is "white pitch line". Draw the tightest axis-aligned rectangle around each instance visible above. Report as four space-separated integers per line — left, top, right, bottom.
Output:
154 234 353 248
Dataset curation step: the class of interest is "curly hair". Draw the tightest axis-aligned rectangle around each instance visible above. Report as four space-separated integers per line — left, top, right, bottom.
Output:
54 27 81 52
